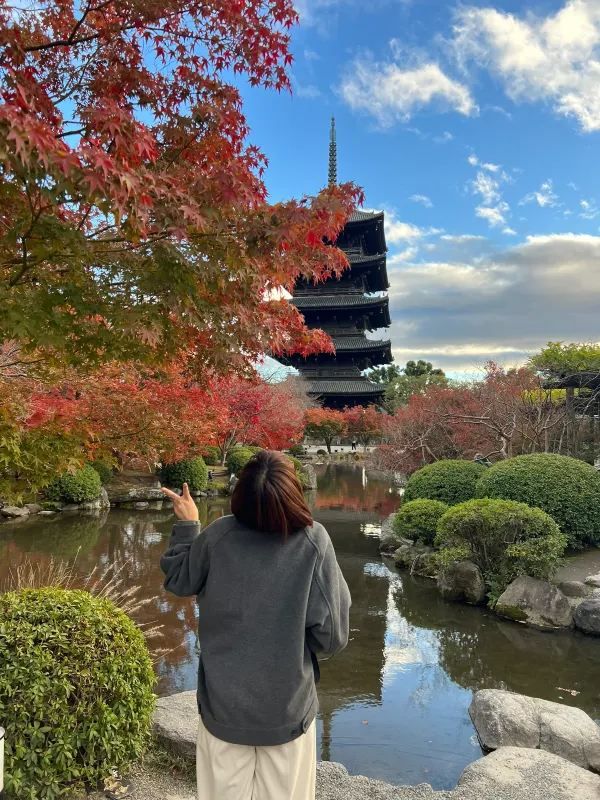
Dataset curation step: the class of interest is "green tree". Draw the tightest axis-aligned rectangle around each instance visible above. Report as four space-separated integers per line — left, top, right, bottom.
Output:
404 360 445 378
369 365 403 384
385 361 448 411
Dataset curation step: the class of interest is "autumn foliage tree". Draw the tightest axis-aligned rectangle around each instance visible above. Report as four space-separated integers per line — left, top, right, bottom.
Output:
1 366 310 498
0 0 359 374
304 408 347 454
344 406 384 450
374 363 568 476
209 375 310 464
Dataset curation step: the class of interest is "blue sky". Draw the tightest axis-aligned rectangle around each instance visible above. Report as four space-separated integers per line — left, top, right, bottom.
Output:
243 0 600 376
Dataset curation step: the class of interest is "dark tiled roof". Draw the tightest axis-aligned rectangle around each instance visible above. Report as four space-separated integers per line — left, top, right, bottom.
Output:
347 209 383 223
307 379 384 395
292 294 388 309
345 251 386 264
332 336 391 351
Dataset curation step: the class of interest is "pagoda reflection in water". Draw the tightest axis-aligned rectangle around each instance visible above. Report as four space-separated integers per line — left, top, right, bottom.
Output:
281 118 392 408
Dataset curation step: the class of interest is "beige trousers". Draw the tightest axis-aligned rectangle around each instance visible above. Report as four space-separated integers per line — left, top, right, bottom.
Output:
196 714 316 800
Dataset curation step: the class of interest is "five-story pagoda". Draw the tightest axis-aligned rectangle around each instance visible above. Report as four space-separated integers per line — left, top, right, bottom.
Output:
282 118 392 408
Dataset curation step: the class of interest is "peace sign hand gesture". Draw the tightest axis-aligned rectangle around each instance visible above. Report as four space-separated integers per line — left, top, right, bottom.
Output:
161 482 199 522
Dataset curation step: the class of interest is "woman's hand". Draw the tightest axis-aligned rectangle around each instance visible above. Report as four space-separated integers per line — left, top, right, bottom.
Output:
161 483 199 522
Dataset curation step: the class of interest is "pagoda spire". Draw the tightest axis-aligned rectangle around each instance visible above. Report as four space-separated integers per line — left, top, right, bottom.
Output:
328 115 337 186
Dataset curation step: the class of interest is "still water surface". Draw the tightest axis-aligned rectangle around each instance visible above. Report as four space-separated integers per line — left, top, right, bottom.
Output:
1 464 599 790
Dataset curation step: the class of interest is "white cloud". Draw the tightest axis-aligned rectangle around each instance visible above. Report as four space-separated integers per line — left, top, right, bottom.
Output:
453 1 600 132
468 153 501 172
476 203 509 227
520 179 558 207
339 58 477 125
440 234 486 242
294 83 322 99
384 209 441 246
471 171 500 205
467 154 512 229
580 198 599 219
304 49 320 61
502 226 517 236
388 232 600 372
409 193 433 208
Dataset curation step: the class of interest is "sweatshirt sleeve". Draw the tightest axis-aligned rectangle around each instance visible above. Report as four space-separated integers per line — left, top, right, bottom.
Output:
305 534 351 657
160 521 209 597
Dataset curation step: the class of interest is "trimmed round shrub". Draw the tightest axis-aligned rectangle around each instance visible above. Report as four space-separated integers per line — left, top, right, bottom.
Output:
0 588 155 799
404 460 487 506
316 448 327 456
45 465 102 504
475 453 600 549
288 443 306 457
201 446 221 466
392 499 449 546
226 446 258 474
436 498 567 603
89 460 113 485
159 456 208 491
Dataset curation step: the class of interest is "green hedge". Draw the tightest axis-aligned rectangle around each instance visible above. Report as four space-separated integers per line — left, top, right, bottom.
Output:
404 460 487 506
0 588 155 799
226 447 258 474
45 465 102 504
392 499 449 546
89 460 113 485
159 456 208 491
288 444 306 457
436 498 567 603
201 446 221 466
475 453 600 549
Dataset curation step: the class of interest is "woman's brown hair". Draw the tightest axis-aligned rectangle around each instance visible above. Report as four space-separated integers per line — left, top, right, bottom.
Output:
230 450 313 536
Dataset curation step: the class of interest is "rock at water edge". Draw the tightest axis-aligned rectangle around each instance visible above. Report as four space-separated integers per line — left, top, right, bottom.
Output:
469 689 600 772
585 573 600 588
153 691 198 759
379 513 401 554
469 690 539 750
456 747 600 800
557 580 592 598
438 561 486 605
574 598 600 636
0 505 30 518
301 463 318 491
495 576 573 629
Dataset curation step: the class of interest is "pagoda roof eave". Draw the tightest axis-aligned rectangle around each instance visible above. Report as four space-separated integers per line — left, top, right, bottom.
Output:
306 379 385 397
291 294 389 311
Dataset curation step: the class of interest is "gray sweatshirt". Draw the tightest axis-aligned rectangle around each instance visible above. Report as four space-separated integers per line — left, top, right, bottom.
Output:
160 514 351 746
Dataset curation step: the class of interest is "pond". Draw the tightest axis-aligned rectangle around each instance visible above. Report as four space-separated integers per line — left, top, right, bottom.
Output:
1 463 600 790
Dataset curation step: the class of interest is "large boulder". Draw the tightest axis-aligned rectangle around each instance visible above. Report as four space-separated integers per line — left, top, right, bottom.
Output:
438 561 486 605
153 690 197 759
574 598 600 636
411 552 439 580
107 486 165 504
301 463 318 490
379 513 401 554
557 580 593 598
469 689 600 772
393 542 434 570
455 747 600 800
0 505 30 518
495 576 573 629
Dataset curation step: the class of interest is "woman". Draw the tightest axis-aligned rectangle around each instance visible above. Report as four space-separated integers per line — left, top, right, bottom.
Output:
160 450 351 800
